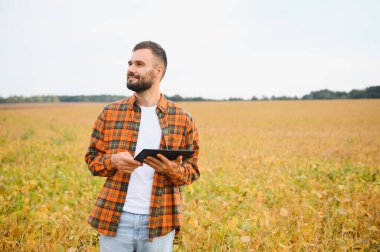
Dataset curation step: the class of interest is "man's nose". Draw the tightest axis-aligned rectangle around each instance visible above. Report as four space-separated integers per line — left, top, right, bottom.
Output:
127 65 135 75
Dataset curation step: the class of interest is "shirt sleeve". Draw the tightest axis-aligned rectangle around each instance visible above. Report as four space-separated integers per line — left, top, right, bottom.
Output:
84 107 116 177
167 115 200 186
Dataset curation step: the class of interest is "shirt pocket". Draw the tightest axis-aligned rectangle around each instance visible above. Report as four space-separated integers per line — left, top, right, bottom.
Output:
104 130 128 151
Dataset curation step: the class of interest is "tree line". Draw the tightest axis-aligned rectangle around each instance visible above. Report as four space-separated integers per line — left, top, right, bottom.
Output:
1 86 379 103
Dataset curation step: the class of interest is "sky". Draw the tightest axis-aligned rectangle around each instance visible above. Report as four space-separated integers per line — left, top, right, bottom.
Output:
0 0 379 99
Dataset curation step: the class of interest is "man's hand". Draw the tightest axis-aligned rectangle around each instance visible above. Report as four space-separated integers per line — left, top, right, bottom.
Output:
144 154 182 175
111 152 142 174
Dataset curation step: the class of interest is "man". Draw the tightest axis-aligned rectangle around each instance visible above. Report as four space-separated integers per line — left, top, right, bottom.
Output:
84 41 200 252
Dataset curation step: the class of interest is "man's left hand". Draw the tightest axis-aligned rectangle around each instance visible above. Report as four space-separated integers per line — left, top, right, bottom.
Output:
144 154 182 175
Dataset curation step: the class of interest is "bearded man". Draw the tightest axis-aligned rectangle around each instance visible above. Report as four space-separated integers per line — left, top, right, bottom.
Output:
84 41 200 252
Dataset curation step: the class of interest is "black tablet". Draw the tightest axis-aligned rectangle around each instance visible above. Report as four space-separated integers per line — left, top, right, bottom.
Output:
134 149 195 163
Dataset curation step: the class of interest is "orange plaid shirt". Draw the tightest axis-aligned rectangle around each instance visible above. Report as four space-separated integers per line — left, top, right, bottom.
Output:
84 93 200 241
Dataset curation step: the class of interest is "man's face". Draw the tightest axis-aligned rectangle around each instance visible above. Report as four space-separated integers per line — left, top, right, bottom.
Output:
126 49 159 92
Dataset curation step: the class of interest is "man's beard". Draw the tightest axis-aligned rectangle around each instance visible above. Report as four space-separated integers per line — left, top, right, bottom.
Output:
126 71 154 92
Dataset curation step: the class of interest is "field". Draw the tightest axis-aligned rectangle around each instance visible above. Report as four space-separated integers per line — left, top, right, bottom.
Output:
0 100 379 251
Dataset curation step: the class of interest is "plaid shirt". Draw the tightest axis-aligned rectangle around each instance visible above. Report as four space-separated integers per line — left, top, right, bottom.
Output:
84 93 200 241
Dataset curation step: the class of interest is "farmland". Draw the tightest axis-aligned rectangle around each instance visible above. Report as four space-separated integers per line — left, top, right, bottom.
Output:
0 100 379 251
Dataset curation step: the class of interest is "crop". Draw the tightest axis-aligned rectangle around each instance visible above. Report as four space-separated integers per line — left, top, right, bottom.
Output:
0 100 379 251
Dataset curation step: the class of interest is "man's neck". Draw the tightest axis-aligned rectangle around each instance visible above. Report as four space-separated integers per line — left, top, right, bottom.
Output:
135 87 161 107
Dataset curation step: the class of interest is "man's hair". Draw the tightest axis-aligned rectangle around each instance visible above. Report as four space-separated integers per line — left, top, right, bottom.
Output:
133 41 167 78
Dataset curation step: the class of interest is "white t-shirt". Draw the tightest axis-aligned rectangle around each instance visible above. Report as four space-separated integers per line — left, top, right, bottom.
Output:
123 106 162 214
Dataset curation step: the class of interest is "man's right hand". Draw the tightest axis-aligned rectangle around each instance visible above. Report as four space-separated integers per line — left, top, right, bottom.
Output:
111 152 142 174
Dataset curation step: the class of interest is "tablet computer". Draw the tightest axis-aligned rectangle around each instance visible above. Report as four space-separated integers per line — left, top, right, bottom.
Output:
134 149 195 163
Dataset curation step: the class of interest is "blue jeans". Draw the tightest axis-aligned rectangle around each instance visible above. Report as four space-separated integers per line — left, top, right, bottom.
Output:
100 211 175 252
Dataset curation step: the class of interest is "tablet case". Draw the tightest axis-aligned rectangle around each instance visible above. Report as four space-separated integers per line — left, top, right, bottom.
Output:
134 149 195 163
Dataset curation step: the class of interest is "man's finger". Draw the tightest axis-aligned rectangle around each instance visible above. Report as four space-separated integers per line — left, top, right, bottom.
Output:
123 169 132 174
145 156 162 166
176 155 183 164
123 158 142 166
144 160 161 171
156 154 171 165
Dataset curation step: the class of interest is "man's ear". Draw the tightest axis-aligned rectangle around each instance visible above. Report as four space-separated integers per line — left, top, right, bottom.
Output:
154 65 164 79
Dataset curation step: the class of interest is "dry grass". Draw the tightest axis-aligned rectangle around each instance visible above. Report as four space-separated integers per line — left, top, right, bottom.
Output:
0 100 379 251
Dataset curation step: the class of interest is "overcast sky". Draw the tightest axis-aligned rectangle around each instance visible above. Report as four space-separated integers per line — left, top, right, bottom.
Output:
1 0 379 99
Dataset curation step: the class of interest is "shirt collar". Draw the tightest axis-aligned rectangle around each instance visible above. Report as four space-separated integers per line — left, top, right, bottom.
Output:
127 93 168 114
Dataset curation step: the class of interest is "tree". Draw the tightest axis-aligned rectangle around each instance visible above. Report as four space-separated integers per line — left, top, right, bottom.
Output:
364 86 380 98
